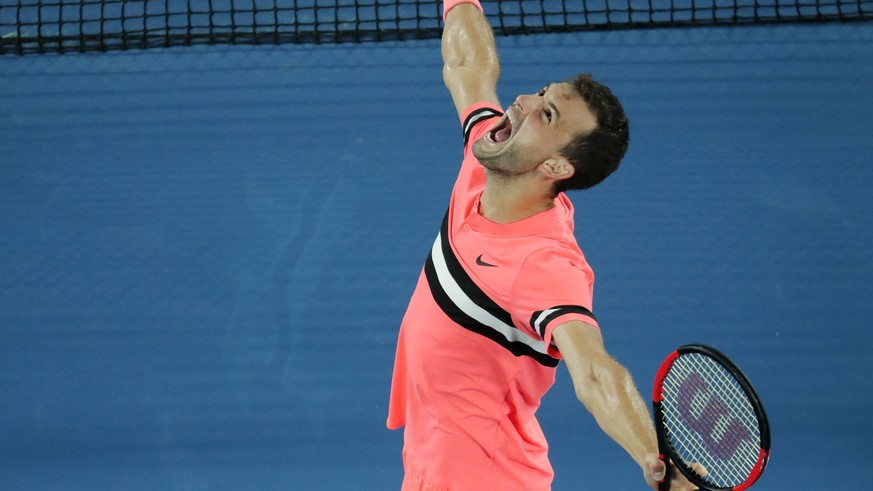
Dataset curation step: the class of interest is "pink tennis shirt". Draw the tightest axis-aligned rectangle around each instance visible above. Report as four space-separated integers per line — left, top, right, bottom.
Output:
388 102 601 491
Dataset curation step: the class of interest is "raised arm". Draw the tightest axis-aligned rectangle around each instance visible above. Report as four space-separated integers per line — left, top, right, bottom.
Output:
441 2 501 119
552 321 699 490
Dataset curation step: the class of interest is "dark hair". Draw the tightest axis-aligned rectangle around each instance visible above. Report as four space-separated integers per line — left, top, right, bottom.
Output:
554 73 629 194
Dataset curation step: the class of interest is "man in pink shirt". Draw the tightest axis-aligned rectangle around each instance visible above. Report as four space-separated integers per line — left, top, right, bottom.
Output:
387 1 700 489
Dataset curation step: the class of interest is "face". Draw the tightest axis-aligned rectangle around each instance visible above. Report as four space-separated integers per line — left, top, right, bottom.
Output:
472 83 599 177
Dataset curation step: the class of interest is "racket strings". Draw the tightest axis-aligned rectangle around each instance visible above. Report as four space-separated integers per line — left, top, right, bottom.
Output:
661 353 761 487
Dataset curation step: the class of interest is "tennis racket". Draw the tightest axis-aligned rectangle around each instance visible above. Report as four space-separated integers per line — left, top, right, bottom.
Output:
652 344 770 491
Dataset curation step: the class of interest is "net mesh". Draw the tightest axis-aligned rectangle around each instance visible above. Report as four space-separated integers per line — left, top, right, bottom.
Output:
660 353 763 488
1 0 870 55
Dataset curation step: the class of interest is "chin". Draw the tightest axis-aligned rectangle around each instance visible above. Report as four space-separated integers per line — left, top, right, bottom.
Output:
476 150 529 178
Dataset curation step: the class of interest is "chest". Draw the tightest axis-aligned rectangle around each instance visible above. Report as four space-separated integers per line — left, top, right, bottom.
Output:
448 222 549 304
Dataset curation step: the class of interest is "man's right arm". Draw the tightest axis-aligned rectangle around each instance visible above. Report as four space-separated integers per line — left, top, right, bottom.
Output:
552 321 701 490
441 3 501 120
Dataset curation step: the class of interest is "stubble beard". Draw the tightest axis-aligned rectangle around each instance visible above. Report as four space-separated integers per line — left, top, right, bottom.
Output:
472 138 527 179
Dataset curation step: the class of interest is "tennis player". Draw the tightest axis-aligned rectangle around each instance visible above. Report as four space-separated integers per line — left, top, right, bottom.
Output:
387 1 699 489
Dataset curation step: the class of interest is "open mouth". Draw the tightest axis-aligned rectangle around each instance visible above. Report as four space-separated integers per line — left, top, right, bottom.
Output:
486 115 513 143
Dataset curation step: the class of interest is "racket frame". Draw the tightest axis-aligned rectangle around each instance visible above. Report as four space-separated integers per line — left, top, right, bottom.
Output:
652 344 770 491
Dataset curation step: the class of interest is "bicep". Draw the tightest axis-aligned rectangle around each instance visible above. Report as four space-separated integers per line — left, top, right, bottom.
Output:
442 5 501 119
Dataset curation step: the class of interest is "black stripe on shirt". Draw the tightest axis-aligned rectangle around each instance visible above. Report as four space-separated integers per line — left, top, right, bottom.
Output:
423 212 559 367
436 213 515 329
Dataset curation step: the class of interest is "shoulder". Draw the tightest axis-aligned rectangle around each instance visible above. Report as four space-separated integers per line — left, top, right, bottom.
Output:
520 244 591 278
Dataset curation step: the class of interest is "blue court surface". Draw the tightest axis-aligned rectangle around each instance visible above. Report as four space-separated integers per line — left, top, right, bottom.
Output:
2 21 872 490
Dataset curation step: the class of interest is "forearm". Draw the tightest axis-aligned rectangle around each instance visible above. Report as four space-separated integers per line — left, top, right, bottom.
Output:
441 2 500 117
575 356 658 470
442 4 497 70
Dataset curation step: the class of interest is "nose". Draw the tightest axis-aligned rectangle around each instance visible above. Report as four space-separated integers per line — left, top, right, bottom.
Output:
514 93 541 115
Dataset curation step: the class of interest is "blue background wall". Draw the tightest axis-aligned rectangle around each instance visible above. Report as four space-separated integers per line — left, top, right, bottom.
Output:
2 22 872 490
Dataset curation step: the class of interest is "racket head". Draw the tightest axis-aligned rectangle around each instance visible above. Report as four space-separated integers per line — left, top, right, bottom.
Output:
653 344 770 491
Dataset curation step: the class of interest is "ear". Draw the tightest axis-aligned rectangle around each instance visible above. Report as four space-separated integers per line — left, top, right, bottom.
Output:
540 157 575 181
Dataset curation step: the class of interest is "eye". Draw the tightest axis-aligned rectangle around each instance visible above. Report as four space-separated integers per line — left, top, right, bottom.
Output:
544 108 552 123
538 86 547 97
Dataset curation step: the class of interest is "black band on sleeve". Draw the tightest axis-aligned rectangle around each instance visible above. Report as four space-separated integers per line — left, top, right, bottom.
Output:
462 107 503 147
529 305 597 339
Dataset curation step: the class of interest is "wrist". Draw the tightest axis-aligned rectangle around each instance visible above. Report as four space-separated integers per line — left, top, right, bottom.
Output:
443 0 483 21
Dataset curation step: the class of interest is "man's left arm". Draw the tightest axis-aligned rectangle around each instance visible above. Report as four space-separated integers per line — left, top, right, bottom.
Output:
552 321 695 490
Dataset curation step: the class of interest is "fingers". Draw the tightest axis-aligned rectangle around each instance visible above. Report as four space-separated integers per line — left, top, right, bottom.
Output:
668 462 707 491
668 471 697 491
690 462 708 477
642 453 668 490
643 454 705 491
646 454 666 482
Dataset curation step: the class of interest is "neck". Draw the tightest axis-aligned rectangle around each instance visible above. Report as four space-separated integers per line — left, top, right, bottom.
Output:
479 170 556 224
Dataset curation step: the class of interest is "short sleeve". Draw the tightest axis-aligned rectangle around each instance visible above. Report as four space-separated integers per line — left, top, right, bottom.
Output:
510 248 599 355
460 103 503 154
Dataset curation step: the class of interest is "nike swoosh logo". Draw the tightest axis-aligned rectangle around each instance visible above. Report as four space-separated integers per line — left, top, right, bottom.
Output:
476 254 498 267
